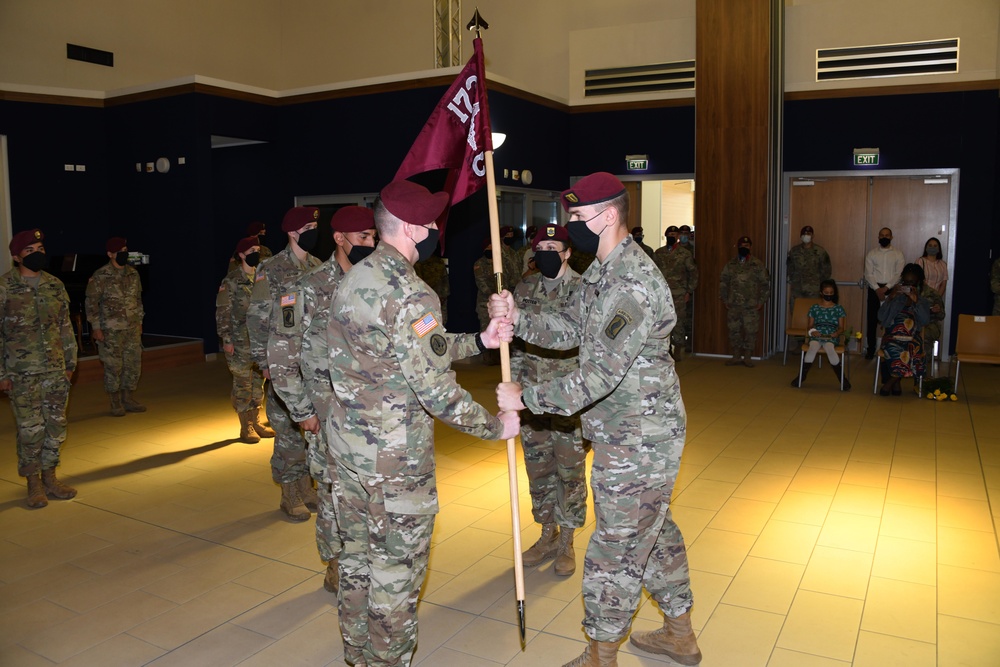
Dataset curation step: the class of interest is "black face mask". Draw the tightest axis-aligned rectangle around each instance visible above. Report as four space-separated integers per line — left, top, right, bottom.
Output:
244 252 260 268
347 244 375 265
634 236 644 244
296 228 319 253
533 250 563 279
738 247 750 259
114 251 129 266
666 236 677 247
503 237 514 246
878 237 891 248
821 294 835 302
21 251 49 272
416 228 440 263
568 220 601 255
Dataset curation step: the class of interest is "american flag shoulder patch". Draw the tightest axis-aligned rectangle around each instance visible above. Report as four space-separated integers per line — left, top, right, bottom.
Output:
411 312 439 338
280 293 296 307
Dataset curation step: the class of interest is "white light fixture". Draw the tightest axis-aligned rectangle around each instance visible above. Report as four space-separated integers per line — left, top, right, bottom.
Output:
492 132 506 149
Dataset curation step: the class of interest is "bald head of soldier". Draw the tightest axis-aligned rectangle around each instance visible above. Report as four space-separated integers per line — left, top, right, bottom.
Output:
375 180 449 265
560 172 630 261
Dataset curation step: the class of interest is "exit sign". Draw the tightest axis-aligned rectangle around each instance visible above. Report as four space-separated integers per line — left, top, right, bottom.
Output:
625 154 649 171
853 148 879 166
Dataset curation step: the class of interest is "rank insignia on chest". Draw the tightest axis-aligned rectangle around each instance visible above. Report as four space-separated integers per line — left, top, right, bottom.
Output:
411 312 439 338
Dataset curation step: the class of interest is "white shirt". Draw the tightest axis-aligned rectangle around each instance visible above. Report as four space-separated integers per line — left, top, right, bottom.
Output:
864 245 905 289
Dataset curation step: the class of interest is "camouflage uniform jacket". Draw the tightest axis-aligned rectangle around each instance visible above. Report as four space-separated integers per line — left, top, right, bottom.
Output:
246 247 321 369
85 262 144 331
720 256 770 307
515 236 681 444
269 258 345 423
227 244 272 273
653 246 699 297
327 244 504 489
414 255 449 323
0 268 78 380
216 266 256 350
786 243 832 297
512 268 581 384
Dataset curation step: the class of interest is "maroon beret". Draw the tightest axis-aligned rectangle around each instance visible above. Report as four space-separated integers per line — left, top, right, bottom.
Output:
281 206 320 232
331 206 375 233
482 237 492 251
380 180 449 227
10 229 44 255
532 224 569 249
561 172 626 211
235 236 259 256
106 237 127 253
246 221 266 236
500 226 514 236
738 236 752 246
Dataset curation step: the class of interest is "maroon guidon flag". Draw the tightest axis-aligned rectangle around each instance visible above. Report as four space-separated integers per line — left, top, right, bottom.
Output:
394 37 492 251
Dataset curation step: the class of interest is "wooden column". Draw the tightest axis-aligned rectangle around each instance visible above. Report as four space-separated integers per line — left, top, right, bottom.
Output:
694 0 781 355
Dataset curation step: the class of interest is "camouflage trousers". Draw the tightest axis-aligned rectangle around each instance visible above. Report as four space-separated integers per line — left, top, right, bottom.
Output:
224 350 264 413
9 370 71 477
671 295 688 350
306 431 342 562
726 304 760 351
335 461 435 667
97 327 142 393
583 439 693 642
521 411 587 528
265 382 308 484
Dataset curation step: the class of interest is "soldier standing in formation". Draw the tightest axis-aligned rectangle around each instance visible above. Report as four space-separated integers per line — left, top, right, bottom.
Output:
720 235 771 367
228 221 273 273
413 247 449 325
326 180 519 667
85 236 146 416
493 172 701 667
269 205 376 594
631 226 655 259
513 223 587 577
653 225 699 360
216 236 276 444
786 224 832 315
247 206 323 521
1 229 78 508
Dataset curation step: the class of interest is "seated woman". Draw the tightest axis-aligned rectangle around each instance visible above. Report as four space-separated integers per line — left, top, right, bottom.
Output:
791 279 850 390
878 263 931 396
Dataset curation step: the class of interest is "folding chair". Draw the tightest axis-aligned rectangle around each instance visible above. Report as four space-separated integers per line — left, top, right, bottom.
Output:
784 298 821 365
953 314 1000 391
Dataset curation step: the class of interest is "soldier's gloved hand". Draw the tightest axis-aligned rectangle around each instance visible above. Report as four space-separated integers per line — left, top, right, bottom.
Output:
298 415 321 434
481 316 513 348
488 291 519 325
497 410 521 440
0 378 11 393
497 381 526 412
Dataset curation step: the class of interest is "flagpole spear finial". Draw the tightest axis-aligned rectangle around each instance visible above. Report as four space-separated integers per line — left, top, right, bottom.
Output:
466 8 489 38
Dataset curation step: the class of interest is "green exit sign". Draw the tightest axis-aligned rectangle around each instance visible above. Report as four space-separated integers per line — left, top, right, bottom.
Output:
853 148 879 166
626 155 649 171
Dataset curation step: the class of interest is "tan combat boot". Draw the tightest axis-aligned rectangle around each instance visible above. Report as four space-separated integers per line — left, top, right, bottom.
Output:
522 523 560 567
629 611 702 665
323 558 340 593
41 468 77 500
26 473 48 509
280 481 310 521
724 350 742 366
296 475 319 511
239 410 260 444
250 407 275 438
554 527 576 576
109 392 126 417
562 637 619 667
121 390 146 412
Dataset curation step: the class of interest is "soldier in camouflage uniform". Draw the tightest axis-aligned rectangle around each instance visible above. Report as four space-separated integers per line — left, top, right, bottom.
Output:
269 206 376 594
216 236 275 444
1 229 78 509
247 206 322 521
720 235 771 367
513 224 587 577
414 249 449 325
85 236 146 416
631 226 655 259
326 180 519 667
653 226 699 360
786 224 832 315
493 173 700 667
228 221 273 273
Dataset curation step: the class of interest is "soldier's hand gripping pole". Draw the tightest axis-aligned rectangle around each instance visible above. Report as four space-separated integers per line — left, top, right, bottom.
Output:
485 148 526 645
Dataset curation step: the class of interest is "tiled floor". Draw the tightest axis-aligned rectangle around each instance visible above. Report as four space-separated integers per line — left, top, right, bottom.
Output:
1 354 999 666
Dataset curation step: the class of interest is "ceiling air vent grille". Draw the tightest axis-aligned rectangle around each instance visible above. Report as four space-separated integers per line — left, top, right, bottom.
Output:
585 60 695 97
816 38 958 82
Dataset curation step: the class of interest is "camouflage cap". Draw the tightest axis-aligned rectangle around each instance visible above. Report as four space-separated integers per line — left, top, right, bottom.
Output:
532 224 569 249
560 172 626 211
330 206 375 233
281 206 320 232
10 229 43 255
380 180 449 226
246 221 266 236
105 237 127 253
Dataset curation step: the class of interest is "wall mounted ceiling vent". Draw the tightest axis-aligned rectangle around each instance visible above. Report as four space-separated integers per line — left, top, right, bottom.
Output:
584 60 695 97
816 38 958 82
